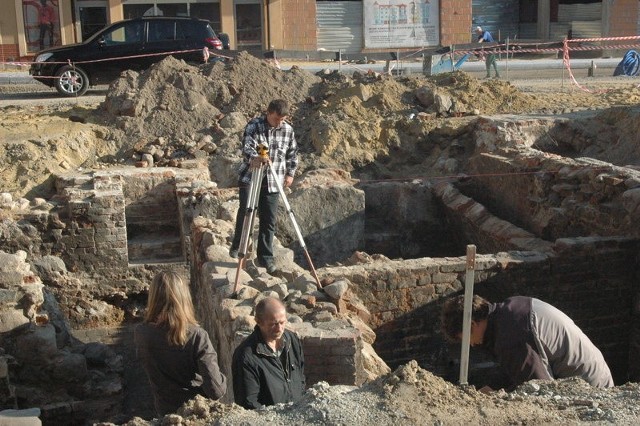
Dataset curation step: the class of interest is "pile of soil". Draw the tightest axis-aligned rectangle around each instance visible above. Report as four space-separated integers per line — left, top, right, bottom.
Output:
125 361 640 425
4 54 640 196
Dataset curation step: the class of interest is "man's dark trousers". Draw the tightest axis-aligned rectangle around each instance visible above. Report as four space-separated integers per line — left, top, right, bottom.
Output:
231 181 279 266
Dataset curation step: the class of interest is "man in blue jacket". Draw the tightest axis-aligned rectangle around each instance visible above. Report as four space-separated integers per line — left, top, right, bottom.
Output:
475 26 500 79
232 297 306 408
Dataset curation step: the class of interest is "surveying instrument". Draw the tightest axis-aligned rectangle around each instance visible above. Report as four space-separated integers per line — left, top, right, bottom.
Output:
233 143 322 294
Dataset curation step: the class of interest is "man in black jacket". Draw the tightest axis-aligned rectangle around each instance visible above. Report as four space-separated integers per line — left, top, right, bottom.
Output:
441 295 613 390
232 297 306 408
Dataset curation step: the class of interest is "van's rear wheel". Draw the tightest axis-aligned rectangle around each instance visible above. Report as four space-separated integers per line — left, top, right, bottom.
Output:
54 65 89 96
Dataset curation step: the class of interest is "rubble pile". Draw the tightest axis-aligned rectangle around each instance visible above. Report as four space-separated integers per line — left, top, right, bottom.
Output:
0 250 124 424
98 54 640 179
120 361 640 425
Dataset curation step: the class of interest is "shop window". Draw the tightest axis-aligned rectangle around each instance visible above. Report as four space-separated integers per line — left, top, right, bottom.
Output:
191 3 221 33
235 4 262 47
22 0 62 53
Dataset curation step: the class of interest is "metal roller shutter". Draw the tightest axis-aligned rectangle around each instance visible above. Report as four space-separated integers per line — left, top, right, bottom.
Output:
472 0 519 41
317 1 363 54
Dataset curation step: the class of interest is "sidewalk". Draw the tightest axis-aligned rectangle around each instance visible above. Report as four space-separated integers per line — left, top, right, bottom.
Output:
0 57 624 85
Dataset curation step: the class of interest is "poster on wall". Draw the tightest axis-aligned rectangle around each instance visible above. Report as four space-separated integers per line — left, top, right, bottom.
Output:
22 0 61 53
363 0 439 49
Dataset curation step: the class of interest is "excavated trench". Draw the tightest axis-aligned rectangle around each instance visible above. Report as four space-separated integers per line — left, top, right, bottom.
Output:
343 114 640 389
107 112 639 391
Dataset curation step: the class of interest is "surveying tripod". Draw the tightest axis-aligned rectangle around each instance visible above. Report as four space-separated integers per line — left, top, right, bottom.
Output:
233 144 322 294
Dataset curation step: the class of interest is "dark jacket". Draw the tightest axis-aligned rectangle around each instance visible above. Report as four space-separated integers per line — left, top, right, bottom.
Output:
483 296 613 389
134 323 227 416
232 327 306 409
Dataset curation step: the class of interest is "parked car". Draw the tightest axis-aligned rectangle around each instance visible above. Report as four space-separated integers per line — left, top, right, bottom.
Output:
30 17 226 97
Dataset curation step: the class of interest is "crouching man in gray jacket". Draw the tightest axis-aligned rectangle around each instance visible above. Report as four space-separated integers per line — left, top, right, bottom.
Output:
232 297 306 409
441 295 614 389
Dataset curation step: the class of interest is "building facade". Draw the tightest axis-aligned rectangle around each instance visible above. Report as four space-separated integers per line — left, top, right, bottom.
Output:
1 0 638 62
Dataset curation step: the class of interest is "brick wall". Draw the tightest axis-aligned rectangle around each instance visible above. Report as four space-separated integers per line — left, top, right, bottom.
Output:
322 237 639 385
433 181 554 254
54 178 129 273
440 1 473 46
281 0 317 51
189 218 369 402
0 44 19 61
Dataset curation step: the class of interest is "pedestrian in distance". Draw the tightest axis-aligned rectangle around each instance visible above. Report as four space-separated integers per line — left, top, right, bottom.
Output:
441 294 614 390
232 297 306 409
475 26 500 79
134 271 226 416
229 99 299 275
38 0 56 51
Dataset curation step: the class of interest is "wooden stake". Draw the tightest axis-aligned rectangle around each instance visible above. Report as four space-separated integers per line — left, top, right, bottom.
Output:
459 244 476 386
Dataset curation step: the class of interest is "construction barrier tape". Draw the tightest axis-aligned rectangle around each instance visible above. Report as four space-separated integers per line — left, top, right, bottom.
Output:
2 35 638 91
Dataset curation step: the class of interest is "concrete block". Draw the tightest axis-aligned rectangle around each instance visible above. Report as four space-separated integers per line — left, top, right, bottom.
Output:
0 408 41 426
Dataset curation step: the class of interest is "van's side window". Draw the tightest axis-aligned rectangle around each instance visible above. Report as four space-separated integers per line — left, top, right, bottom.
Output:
104 22 144 45
149 21 175 42
177 21 197 40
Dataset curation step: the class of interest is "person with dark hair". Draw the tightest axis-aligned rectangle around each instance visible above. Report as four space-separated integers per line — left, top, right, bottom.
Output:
475 26 500 79
232 297 306 409
229 99 299 274
134 271 226 416
441 294 614 390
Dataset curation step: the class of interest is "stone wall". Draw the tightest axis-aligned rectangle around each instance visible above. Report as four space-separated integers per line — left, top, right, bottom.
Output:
189 218 380 402
433 181 554 254
321 236 639 385
0 250 125 423
464 117 640 241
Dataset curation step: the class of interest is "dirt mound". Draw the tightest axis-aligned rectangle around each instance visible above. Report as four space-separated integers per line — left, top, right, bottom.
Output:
124 360 640 425
5 55 640 197
0 104 114 197
103 53 321 160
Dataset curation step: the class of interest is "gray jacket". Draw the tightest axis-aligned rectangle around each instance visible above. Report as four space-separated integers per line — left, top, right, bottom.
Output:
484 296 613 389
135 323 227 416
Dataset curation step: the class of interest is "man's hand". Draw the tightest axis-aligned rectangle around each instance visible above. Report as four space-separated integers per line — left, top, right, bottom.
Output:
284 176 293 188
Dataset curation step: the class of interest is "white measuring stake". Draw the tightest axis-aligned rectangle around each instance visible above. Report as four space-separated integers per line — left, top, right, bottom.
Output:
459 244 476 386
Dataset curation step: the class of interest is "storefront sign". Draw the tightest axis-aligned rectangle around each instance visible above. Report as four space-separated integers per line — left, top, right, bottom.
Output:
363 0 439 48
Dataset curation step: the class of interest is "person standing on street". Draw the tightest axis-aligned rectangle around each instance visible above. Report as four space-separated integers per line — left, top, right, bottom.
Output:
441 294 614 390
229 99 299 275
475 26 500 79
232 297 306 409
135 271 227 416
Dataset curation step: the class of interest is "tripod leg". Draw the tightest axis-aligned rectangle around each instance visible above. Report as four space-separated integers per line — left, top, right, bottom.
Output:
266 163 322 289
238 166 263 258
233 166 264 295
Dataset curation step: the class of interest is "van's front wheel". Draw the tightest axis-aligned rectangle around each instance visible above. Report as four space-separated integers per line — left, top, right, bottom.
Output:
54 65 89 96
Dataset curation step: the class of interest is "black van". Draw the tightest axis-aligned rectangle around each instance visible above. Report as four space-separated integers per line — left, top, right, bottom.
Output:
30 17 226 97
